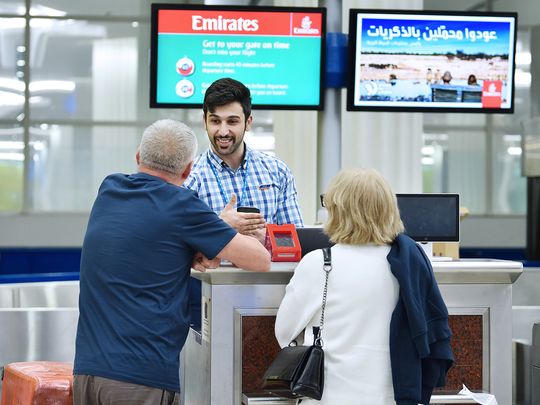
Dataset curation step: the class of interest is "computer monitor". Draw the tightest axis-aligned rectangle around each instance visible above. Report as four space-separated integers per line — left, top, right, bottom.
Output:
296 227 334 257
396 193 460 242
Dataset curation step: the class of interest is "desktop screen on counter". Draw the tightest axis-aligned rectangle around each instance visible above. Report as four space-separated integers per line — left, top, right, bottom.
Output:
396 193 460 242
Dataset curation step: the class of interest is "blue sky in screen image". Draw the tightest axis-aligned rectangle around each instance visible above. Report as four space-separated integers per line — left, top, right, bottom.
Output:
360 17 512 55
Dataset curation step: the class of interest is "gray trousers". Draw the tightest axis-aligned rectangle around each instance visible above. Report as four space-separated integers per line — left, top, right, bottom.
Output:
73 375 180 405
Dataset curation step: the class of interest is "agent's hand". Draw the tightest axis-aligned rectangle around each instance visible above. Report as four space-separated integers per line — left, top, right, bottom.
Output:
244 226 267 245
220 193 266 234
192 252 220 272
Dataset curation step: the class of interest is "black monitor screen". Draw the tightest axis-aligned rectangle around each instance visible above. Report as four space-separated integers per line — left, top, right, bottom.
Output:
275 233 295 247
296 227 334 257
150 4 326 110
396 194 459 242
347 9 517 113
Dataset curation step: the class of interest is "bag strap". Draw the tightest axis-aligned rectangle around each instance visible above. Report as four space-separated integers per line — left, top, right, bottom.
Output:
313 247 332 346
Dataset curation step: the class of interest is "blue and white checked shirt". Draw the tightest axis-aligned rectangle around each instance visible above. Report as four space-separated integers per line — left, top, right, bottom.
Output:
184 145 304 226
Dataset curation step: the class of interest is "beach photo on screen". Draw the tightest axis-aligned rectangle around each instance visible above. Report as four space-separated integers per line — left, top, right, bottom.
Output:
348 10 517 112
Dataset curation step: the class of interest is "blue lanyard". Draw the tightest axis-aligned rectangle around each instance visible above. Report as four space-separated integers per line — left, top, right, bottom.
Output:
208 155 249 207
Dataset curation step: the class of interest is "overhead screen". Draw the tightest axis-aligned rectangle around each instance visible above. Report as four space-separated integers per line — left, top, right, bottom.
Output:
347 9 517 113
396 194 460 242
150 4 326 110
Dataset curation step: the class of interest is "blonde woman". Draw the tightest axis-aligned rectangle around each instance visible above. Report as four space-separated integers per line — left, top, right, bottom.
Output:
275 168 453 405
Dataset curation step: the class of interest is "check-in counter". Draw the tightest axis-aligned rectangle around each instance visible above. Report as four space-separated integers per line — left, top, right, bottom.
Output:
181 259 522 405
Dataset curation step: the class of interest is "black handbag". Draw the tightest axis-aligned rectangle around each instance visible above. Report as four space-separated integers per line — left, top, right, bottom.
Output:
262 247 332 400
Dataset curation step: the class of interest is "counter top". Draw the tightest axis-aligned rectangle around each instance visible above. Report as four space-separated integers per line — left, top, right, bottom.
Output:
191 262 296 285
191 258 523 285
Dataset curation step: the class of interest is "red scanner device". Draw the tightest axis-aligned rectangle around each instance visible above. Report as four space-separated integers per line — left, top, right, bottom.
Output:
265 224 302 262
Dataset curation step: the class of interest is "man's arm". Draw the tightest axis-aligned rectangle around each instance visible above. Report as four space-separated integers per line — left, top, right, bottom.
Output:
217 233 270 272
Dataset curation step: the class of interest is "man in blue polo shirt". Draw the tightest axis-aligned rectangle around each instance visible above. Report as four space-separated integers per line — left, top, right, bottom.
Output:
73 119 270 404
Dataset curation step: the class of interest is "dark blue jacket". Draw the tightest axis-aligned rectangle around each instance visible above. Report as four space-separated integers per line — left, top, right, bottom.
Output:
387 234 454 405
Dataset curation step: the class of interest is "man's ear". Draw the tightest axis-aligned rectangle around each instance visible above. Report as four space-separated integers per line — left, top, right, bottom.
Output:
135 149 140 165
181 161 194 180
245 115 253 132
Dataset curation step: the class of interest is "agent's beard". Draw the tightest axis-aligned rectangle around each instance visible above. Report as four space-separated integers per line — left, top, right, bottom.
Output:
212 133 243 156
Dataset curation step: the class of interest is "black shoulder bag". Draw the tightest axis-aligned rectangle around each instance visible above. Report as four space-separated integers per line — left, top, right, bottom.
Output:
261 247 332 400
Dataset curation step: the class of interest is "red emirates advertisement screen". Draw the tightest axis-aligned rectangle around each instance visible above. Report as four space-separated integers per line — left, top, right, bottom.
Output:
150 4 326 110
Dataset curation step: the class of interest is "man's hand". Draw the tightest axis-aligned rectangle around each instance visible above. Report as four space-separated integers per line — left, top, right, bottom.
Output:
220 193 266 234
192 252 220 272
244 226 267 245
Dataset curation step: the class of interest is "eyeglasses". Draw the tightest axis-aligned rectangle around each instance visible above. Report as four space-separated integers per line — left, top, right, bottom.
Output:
320 193 326 208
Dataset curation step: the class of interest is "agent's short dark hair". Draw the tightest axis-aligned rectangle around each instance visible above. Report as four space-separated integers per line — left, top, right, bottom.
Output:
203 78 252 122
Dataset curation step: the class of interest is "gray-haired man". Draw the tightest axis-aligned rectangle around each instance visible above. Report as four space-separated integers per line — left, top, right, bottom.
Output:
73 119 269 404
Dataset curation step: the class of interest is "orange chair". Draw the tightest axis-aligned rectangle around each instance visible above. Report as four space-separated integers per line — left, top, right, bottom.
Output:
1 362 73 405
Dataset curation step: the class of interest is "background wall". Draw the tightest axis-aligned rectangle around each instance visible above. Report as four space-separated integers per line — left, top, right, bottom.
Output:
0 0 535 252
